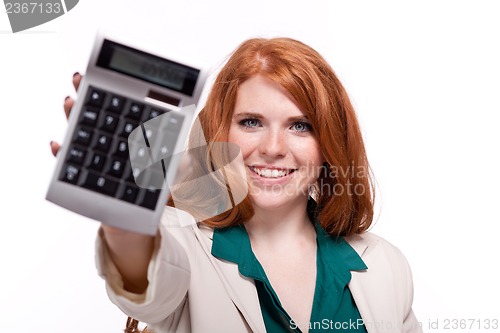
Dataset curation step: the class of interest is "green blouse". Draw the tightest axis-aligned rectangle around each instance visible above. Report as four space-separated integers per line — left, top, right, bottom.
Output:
211 222 368 333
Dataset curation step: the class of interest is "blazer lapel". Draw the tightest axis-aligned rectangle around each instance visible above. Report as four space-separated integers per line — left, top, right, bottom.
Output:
190 226 397 333
193 225 267 333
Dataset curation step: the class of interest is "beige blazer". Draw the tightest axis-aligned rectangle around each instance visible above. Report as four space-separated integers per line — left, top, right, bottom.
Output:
96 207 423 333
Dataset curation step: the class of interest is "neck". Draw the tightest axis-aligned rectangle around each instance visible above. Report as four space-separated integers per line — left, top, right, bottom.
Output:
244 199 316 249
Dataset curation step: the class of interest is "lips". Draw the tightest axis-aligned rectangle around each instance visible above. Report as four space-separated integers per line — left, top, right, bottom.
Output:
249 165 296 179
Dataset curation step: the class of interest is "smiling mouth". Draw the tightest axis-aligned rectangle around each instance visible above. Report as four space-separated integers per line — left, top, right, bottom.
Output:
249 166 296 179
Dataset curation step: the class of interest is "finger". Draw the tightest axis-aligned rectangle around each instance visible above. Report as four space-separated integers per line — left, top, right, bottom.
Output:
50 141 61 157
101 224 150 238
73 72 82 91
101 224 132 235
64 96 74 119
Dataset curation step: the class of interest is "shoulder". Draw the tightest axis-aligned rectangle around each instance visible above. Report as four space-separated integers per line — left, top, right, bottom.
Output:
345 231 410 268
344 231 415 292
345 232 421 330
158 206 214 255
345 232 416 309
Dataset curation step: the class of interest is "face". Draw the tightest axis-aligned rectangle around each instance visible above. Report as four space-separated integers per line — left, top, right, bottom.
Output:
228 75 324 212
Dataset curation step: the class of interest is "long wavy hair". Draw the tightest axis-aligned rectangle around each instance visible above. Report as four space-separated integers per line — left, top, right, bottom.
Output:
169 37 375 237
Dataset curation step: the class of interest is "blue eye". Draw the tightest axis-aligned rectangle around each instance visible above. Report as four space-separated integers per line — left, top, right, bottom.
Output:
239 118 260 128
291 121 312 132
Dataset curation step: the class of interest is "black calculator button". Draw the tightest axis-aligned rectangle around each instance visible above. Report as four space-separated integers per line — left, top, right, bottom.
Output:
88 152 106 171
114 140 129 158
93 134 113 152
148 108 167 120
152 132 178 161
107 158 126 178
126 102 144 120
108 95 124 113
87 88 105 108
120 121 138 138
139 188 161 210
129 145 151 167
120 184 139 203
167 112 184 127
81 109 99 126
67 147 86 165
63 86 179 211
100 114 119 133
82 172 118 196
73 127 93 145
125 166 141 184
143 126 156 142
60 164 80 184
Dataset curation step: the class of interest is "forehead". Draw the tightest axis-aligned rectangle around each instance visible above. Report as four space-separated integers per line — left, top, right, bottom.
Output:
234 75 305 118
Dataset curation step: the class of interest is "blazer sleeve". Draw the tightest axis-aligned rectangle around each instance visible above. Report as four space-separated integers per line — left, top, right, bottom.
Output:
379 235 423 333
95 206 195 324
399 248 422 333
348 233 423 333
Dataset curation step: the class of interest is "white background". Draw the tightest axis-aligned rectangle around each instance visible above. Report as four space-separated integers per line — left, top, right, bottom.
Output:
1 0 499 332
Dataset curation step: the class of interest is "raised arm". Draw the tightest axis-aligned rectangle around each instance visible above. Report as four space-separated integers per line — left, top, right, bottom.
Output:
51 72 156 294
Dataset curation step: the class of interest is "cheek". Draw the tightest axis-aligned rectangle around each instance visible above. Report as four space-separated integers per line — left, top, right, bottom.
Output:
294 139 324 165
227 127 241 148
228 129 253 160
291 141 323 182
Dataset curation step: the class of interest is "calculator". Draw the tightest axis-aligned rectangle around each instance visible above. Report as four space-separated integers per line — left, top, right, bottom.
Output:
46 34 209 235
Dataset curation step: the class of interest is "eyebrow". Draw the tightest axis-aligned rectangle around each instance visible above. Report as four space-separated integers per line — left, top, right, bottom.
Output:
233 112 263 119
233 112 310 122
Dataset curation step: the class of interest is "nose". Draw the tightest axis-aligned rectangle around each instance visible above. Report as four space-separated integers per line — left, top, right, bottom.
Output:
258 129 288 158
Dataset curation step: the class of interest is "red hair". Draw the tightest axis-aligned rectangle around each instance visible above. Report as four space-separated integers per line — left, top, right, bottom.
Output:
171 37 374 236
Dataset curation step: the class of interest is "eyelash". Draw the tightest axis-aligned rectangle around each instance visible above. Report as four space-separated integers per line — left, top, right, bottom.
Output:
238 118 312 133
291 121 312 133
239 118 261 129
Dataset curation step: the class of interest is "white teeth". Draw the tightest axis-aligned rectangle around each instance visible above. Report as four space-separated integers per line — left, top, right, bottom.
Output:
252 167 291 178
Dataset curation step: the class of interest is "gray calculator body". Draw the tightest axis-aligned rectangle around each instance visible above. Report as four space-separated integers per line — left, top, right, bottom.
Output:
46 34 209 235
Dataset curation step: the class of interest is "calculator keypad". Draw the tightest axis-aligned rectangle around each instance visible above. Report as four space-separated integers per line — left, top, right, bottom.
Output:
59 86 181 210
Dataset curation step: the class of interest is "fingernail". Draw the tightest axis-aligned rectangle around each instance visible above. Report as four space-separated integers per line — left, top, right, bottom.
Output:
73 72 80 78
65 95 70 101
50 141 54 146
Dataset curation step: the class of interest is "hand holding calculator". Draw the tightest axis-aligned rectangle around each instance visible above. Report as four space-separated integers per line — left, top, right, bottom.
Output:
46 33 209 235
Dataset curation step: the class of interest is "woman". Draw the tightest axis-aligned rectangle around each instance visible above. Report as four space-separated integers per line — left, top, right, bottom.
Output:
53 38 422 333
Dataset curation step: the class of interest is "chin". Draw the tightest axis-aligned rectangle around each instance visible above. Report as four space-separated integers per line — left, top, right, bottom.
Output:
248 190 309 211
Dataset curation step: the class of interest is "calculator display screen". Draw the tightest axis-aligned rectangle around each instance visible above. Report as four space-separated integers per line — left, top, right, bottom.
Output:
96 40 200 96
